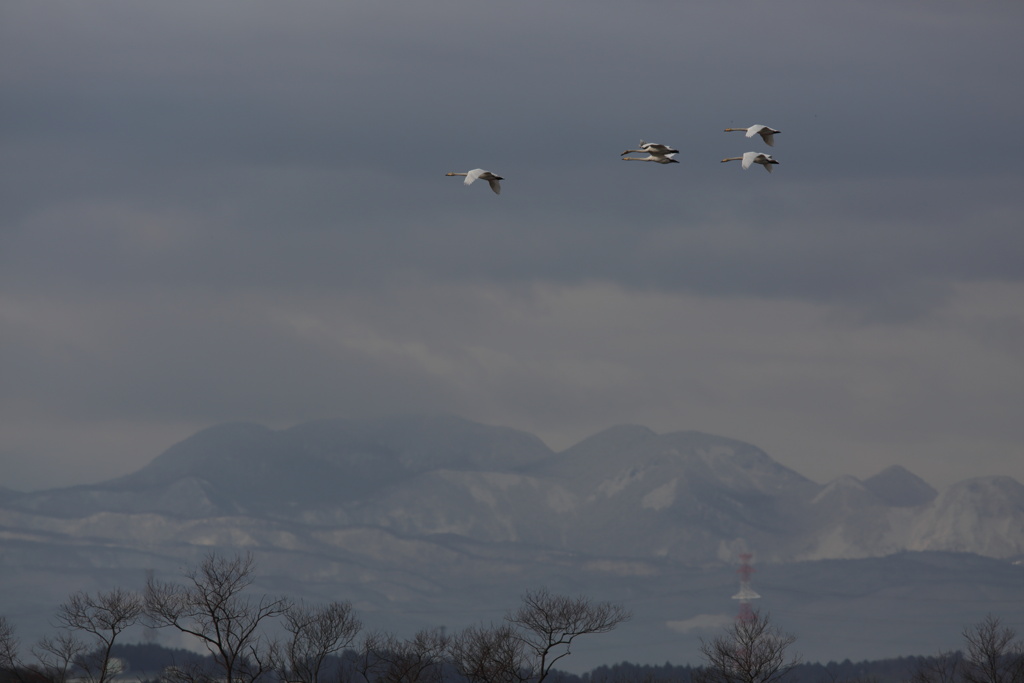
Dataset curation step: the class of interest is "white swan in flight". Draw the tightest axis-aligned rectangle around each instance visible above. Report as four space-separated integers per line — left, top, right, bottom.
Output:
621 140 679 156
720 151 779 172
446 169 503 195
723 124 780 147
622 152 679 164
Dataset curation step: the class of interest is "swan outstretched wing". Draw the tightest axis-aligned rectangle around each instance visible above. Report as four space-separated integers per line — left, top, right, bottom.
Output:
464 168 486 186
460 168 502 193
642 142 679 155
748 152 777 172
746 125 778 146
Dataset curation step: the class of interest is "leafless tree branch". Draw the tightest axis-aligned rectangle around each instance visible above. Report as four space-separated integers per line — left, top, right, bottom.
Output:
696 612 800 683
144 552 291 683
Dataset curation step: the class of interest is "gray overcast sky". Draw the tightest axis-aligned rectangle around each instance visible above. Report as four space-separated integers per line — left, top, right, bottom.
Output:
2 0 1022 492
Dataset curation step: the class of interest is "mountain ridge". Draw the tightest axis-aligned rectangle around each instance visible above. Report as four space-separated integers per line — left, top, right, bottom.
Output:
1 415 1021 670
3 416 1021 564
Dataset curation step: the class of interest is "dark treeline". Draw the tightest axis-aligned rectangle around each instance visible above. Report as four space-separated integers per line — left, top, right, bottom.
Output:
94 643 972 683
578 656 945 683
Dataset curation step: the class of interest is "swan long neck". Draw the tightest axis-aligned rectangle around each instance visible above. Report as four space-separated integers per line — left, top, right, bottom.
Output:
721 157 742 162
446 172 469 177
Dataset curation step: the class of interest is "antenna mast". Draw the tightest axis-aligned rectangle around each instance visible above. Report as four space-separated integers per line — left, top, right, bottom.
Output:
731 552 761 622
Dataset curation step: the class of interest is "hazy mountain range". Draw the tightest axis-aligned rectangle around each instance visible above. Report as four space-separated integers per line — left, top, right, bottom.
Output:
1 416 1022 672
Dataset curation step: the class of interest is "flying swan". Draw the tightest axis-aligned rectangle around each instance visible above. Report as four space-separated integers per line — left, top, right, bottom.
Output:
723 124 780 147
621 140 680 156
622 152 680 164
446 169 503 195
720 151 779 172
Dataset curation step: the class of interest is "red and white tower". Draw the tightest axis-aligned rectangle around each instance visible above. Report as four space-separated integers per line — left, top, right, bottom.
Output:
731 552 761 622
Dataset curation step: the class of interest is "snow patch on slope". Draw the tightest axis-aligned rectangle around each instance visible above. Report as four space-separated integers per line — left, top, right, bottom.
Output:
642 479 677 510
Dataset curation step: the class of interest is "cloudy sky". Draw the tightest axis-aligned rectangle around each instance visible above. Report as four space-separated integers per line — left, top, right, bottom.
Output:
2 0 1022 492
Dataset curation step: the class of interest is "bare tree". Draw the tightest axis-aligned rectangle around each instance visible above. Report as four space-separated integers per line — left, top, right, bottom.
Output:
696 612 799 683
961 616 1023 683
0 617 19 667
910 652 964 683
503 588 630 683
0 616 30 683
354 628 449 683
280 601 361 683
32 632 88 683
911 616 1024 683
53 588 143 683
144 552 291 683
447 623 524 683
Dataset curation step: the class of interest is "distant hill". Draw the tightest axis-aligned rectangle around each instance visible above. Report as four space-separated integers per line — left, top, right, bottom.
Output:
864 465 938 507
1 415 1021 670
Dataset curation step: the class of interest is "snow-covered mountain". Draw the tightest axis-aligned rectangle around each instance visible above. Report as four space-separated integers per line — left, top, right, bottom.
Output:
908 476 1024 556
1 416 1021 669
863 465 938 507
